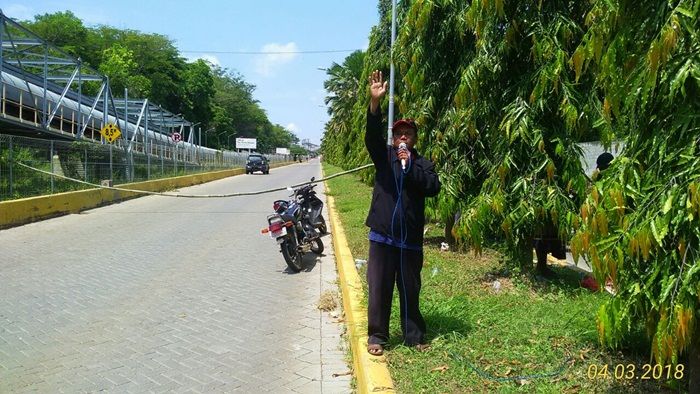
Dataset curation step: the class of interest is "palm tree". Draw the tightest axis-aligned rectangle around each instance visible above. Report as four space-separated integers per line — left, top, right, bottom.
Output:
321 50 365 164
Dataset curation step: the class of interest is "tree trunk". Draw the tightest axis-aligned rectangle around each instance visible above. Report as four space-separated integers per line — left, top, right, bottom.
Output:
444 212 456 245
690 324 700 394
514 236 534 270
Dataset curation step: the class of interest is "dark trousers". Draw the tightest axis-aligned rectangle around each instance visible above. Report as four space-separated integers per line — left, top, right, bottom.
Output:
367 241 426 346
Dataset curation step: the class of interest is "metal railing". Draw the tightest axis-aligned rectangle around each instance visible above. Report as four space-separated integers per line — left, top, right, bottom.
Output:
0 134 288 201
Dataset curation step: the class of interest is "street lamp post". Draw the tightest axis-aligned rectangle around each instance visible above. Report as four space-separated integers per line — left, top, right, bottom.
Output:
189 122 201 143
387 0 397 146
202 127 215 147
189 122 202 162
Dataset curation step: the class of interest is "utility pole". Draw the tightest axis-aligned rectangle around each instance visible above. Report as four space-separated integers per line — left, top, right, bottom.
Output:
387 0 397 146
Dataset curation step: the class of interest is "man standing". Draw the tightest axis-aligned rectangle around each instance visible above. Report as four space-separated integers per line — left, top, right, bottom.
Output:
365 70 441 356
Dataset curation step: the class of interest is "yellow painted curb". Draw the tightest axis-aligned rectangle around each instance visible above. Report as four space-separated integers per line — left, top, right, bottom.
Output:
324 184 395 394
0 161 293 229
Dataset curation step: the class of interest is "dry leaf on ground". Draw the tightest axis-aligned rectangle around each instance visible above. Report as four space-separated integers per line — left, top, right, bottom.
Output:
430 365 449 373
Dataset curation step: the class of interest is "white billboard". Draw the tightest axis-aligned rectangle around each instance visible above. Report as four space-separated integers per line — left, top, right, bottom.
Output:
275 147 290 155
235 138 257 149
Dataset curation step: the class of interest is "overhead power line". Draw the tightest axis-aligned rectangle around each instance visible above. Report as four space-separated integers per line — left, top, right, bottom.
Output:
180 49 361 55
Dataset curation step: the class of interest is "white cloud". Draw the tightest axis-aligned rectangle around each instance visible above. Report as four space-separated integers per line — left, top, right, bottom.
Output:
254 42 299 76
186 54 221 68
286 123 300 133
3 4 35 21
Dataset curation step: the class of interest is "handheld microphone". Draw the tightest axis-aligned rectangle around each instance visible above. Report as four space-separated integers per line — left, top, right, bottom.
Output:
399 142 407 170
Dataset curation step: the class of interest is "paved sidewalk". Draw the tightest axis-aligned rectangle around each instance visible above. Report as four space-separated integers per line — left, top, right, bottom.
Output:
0 161 352 393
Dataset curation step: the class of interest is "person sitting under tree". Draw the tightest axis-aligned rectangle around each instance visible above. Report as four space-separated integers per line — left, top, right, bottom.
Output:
534 151 615 278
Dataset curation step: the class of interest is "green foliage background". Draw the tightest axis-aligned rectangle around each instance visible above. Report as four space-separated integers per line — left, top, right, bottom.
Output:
320 0 700 371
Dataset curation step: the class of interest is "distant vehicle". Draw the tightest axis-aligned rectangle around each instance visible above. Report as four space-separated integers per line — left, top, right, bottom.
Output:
246 154 270 174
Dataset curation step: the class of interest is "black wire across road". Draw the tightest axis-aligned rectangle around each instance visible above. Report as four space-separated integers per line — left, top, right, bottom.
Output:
15 161 374 198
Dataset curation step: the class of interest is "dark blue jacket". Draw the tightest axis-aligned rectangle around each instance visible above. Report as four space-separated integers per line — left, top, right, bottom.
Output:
365 107 441 246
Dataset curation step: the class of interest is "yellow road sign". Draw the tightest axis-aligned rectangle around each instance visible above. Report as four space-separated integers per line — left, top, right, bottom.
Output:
100 123 121 143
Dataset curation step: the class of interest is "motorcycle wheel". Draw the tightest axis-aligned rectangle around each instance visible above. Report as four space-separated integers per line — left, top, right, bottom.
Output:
317 215 328 234
281 239 303 272
310 238 324 255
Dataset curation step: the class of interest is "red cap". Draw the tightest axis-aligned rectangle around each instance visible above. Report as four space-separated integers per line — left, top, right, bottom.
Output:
392 118 418 133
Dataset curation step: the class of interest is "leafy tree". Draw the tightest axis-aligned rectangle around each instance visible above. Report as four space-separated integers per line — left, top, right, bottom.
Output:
289 145 308 156
81 25 187 111
321 0 698 388
23 11 88 58
384 1 595 268
262 124 297 152
121 31 186 112
99 44 151 97
393 0 483 243
569 0 700 385
320 50 365 162
19 11 298 152
182 60 215 125
22 12 101 96
210 66 271 149
209 104 235 148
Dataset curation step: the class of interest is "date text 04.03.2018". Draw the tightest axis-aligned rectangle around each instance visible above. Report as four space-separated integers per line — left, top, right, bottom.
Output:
587 363 684 380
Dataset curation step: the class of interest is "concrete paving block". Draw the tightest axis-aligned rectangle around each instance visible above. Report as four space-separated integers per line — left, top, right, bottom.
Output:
321 381 354 394
0 162 350 393
293 364 322 381
291 380 323 394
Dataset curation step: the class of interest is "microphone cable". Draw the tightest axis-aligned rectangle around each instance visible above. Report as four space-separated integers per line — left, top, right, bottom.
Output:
388 144 412 342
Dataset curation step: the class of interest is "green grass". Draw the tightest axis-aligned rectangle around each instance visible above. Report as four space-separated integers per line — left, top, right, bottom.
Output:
323 162 684 393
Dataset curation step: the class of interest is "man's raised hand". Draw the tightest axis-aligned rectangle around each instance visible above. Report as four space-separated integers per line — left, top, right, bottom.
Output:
369 70 387 114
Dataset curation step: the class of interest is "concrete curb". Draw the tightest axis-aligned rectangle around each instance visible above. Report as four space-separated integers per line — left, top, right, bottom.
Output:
0 162 289 229
324 184 395 394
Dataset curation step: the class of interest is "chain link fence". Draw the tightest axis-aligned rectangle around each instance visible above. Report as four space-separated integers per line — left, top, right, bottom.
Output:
0 134 288 201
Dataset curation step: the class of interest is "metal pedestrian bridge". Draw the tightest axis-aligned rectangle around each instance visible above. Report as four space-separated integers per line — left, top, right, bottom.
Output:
0 10 255 168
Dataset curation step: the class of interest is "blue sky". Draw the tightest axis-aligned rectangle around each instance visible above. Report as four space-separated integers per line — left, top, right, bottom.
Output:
2 1 379 145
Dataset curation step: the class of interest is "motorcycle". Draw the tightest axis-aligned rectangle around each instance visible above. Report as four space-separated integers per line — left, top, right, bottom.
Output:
262 177 328 272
